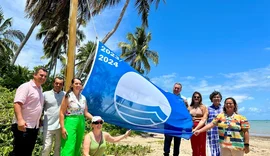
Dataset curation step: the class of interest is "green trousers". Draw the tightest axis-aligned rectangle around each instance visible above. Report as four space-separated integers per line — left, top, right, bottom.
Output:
61 115 85 156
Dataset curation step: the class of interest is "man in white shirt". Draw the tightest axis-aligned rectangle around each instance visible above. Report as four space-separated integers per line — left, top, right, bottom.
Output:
42 77 65 156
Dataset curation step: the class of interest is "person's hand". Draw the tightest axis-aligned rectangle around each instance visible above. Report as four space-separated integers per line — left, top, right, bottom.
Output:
244 146 250 154
39 118 43 127
193 130 200 136
61 127 68 139
17 119 27 132
125 130 131 138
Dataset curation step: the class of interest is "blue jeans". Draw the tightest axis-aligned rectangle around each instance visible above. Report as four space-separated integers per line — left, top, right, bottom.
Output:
163 134 181 156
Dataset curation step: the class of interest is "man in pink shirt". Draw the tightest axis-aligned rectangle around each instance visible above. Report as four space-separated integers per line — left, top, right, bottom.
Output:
11 67 47 156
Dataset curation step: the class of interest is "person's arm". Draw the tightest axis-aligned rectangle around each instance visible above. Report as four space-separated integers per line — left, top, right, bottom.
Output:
194 122 215 136
104 130 131 143
183 99 189 108
193 106 209 131
243 129 250 154
59 97 68 139
84 104 93 120
83 133 91 156
14 102 27 132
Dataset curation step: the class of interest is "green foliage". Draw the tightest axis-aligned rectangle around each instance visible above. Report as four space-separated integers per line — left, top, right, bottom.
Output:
0 86 15 155
119 26 159 75
0 5 25 68
105 143 152 156
0 64 31 90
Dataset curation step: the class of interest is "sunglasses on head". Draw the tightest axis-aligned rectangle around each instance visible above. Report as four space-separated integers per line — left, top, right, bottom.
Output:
92 121 103 125
193 96 200 99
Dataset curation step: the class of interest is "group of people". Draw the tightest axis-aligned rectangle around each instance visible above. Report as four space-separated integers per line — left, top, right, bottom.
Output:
10 67 250 156
10 67 130 156
164 83 250 156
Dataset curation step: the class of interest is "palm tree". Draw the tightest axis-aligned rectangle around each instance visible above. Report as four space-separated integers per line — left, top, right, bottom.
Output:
79 0 165 78
118 26 158 74
36 5 86 77
76 41 96 81
10 0 54 65
11 0 92 65
0 7 25 68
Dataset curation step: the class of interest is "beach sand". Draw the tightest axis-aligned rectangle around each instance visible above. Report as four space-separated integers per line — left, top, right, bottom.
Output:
117 134 270 156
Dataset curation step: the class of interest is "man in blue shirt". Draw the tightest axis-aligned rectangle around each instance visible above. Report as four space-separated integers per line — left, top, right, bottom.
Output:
163 82 188 156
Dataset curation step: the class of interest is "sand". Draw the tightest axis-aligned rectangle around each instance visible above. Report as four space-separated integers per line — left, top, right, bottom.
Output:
117 134 270 156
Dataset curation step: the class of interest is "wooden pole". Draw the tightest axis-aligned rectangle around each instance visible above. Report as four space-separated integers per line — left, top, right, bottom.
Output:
65 0 78 91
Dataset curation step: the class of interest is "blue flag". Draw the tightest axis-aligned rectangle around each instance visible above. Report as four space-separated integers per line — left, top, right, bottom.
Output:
82 41 193 139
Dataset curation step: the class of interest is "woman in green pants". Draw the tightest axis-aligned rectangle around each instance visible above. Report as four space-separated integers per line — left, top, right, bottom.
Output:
59 78 93 156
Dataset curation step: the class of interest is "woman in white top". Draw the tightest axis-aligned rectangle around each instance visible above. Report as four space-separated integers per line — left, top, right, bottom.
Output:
59 78 92 156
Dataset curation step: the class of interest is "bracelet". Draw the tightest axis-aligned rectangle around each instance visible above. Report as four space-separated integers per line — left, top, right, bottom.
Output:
244 143 249 147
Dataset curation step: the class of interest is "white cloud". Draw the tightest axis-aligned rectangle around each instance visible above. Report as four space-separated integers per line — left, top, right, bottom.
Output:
150 73 177 90
264 47 270 51
238 107 245 112
220 65 270 90
185 76 195 80
229 95 254 103
248 107 261 113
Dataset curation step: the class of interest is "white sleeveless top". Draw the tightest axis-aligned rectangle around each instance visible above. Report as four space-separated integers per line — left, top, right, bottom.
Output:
65 92 86 116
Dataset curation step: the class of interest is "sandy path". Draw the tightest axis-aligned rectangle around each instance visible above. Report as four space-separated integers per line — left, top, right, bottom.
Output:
117 134 270 156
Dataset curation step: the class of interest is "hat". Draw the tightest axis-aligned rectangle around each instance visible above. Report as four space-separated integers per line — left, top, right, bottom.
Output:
92 116 104 123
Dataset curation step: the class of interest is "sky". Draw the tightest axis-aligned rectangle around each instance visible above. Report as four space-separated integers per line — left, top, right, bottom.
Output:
2 0 270 120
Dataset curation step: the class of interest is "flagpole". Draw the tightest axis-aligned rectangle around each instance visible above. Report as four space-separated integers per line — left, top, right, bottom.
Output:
65 0 78 91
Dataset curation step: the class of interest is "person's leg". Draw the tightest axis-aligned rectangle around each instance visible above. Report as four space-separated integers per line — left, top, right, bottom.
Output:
54 129 61 156
42 129 53 156
221 147 232 156
10 124 38 156
11 124 25 156
61 117 77 156
190 121 199 156
173 137 181 156
74 116 85 156
197 128 207 156
28 128 39 155
163 134 173 156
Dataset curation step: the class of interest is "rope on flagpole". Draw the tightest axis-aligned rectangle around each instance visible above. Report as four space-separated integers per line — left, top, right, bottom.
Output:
86 0 99 40
76 0 99 78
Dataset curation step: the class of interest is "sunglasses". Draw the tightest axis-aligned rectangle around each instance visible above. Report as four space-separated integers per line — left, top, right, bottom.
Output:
92 121 104 125
193 96 200 99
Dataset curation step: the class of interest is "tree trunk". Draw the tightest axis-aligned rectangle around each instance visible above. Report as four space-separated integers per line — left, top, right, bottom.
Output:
77 0 130 78
11 3 50 65
53 57 58 78
11 20 38 65
101 0 130 44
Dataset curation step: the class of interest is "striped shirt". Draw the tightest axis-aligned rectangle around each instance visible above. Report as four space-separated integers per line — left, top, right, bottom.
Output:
207 104 222 156
212 112 250 150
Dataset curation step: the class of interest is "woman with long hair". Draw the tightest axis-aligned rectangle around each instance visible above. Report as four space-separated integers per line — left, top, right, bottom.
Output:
59 78 93 156
188 91 208 156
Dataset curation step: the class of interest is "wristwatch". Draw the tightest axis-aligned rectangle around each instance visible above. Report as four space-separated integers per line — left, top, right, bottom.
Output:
244 143 249 147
